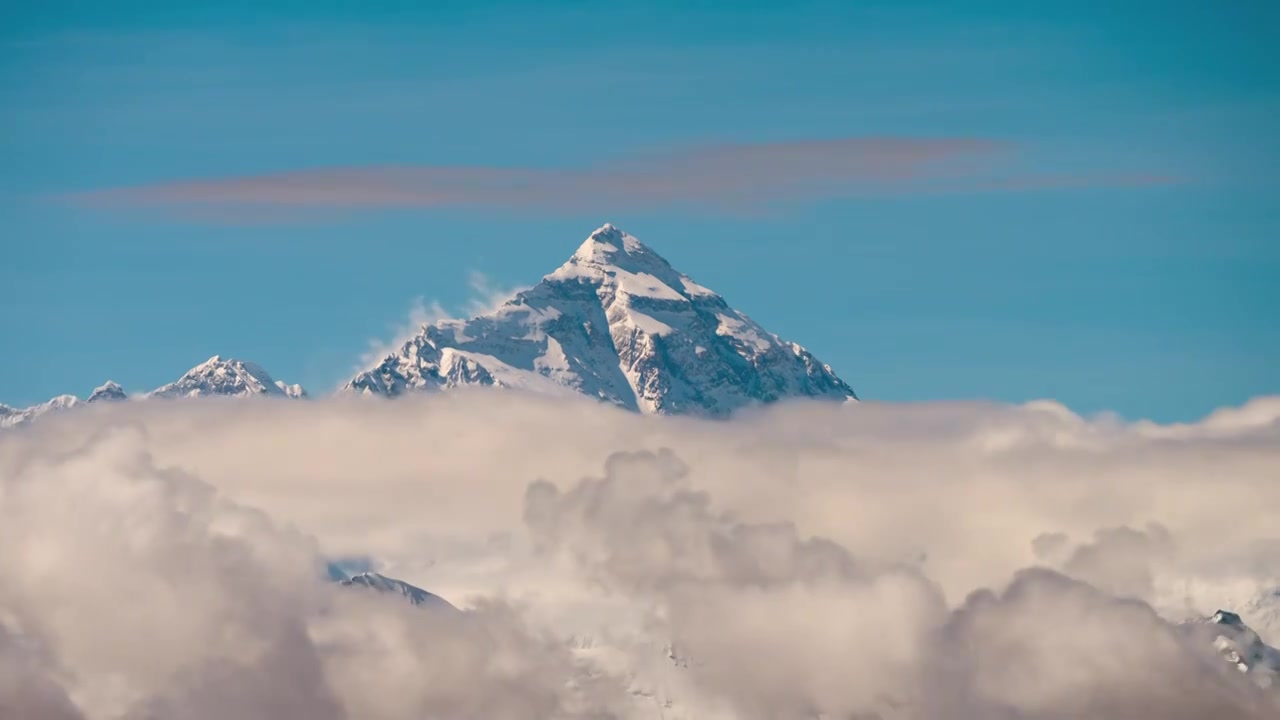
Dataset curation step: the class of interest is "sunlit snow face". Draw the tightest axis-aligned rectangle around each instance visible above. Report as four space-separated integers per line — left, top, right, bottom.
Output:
346 225 856 419
1 392 1279 719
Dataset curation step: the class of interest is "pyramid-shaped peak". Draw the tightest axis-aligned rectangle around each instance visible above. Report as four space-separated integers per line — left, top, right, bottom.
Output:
347 222 856 416
185 355 271 379
578 223 649 253
567 223 673 274
148 355 303 399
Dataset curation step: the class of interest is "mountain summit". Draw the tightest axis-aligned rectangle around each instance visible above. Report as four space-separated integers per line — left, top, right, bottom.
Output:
5 224 851 423
87 380 128 403
346 224 855 416
148 355 306 399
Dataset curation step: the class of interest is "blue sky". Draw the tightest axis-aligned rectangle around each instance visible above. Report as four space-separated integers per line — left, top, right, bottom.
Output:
2 0 1276 421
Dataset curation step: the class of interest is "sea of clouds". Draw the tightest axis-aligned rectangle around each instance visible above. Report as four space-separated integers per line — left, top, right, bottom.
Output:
1 391 1279 719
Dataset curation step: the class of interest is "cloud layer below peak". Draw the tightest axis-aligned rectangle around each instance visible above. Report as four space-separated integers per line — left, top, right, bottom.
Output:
1 392 1276 719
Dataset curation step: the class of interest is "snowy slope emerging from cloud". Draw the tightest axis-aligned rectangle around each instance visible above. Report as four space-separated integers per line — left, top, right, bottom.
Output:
148 355 306 399
5 224 849 423
347 223 855 416
0 381 129 429
338 571 456 611
1187 610 1280 689
1 358 305 429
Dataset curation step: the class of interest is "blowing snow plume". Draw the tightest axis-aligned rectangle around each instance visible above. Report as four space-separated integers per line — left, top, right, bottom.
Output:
1 392 1279 719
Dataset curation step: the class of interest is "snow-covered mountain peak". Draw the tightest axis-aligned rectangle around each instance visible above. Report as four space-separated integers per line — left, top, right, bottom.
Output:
1214 610 1248 628
554 223 701 301
0 394 83 429
148 356 305 399
193 354 227 371
347 223 856 416
87 380 127 403
12 224 850 420
4 357 304 430
274 380 308 399
1182 609 1280 690
41 394 81 411
567 223 664 269
339 571 455 610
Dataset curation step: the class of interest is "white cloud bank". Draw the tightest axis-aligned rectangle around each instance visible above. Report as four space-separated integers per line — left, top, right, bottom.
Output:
1 392 1279 719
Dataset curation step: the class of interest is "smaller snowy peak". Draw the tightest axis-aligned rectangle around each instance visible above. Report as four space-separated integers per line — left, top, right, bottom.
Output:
4 359 304 430
37 394 80 412
148 355 306 399
0 394 83 429
0 385 126 429
274 380 308 399
1185 609 1280 690
0 403 27 429
339 572 455 610
1214 610 1247 628
87 380 128 403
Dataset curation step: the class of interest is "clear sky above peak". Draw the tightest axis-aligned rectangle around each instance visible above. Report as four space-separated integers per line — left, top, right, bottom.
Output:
2 0 1276 420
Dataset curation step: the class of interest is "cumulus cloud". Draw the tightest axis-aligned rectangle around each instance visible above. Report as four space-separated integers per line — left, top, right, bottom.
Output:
1 392 1278 718
0 422 624 720
0 623 84 720
922 569 1275 719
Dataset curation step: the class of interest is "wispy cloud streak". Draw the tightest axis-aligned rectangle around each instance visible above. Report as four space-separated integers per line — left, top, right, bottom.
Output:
68 137 1175 219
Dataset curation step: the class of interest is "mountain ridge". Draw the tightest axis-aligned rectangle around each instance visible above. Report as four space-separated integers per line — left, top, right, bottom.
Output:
2 223 855 424
0 356 307 429
346 223 856 417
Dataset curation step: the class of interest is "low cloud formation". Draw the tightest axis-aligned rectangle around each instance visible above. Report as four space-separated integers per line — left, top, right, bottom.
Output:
1 392 1278 718
66 137 1174 220
0 423 623 719
358 272 526 373
359 296 449 368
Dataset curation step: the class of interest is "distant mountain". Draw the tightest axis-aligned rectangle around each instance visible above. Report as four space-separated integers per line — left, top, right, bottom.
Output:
5 223 854 422
87 380 128 403
0 357 305 429
338 571 455 611
0 394 84 430
1185 609 1280 690
347 223 855 417
147 355 306 399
